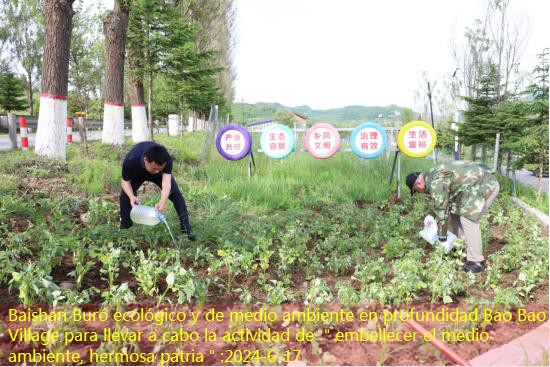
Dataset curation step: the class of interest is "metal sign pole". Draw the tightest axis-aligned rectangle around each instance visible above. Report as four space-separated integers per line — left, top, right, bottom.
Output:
389 150 399 185
397 151 401 199
248 150 256 178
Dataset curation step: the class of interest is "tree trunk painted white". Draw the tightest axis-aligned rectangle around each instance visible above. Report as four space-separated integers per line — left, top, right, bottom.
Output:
35 96 67 159
131 104 150 143
168 114 179 136
7 113 17 150
102 103 125 145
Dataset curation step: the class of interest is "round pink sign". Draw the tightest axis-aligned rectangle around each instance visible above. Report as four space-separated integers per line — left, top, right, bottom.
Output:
304 123 341 159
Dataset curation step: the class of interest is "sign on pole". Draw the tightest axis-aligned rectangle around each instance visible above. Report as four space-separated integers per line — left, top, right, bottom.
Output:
215 124 252 160
350 122 387 159
260 124 296 159
397 121 437 158
304 123 341 159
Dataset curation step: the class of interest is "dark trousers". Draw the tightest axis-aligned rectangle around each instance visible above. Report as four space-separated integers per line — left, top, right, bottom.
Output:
120 174 191 231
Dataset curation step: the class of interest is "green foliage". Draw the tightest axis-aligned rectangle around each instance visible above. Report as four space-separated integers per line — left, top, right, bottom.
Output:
503 49 549 189
156 2 227 116
460 63 502 146
275 110 295 127
400 108 414 126
435 118 456 150
0 72 28 112
5 0 43 115
69 3 105 115
132 250 164 297
0 134 547 309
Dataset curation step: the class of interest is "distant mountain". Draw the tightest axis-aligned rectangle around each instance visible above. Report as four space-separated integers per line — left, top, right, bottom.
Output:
231 102 408 126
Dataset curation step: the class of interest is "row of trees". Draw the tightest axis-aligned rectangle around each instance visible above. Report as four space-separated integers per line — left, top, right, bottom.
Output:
0 0 235 159
420 0 547 201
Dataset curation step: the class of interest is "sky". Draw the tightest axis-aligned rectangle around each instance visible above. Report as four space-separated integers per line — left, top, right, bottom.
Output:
233 0 549 110
97 0 548 110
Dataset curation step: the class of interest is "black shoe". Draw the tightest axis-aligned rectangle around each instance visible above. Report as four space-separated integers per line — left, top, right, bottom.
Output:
463 261 485 273
182 229 196 241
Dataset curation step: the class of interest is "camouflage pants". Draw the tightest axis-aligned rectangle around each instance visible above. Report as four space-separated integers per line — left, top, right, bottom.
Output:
451 181 500 262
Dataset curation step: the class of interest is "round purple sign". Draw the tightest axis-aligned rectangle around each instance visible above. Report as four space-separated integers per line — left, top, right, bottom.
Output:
215 124 252 160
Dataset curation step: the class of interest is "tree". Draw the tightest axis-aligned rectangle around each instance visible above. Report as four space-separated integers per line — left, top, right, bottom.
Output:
275 110 294 127
6 0 44 116
161 3 225 116
126 5 148 143
0 72 28 112
34 0 76 160
400 108 414 126
504 49 549 201
102 0 130 146
0 2 10 73
180 0 236 108
450 0 529 130
435 118 456 153
69 4 105 116
126 45 150 142
127 0 171 140
459 63 502 147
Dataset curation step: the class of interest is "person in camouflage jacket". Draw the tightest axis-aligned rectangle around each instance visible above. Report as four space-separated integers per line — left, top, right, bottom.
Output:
406 161 499 273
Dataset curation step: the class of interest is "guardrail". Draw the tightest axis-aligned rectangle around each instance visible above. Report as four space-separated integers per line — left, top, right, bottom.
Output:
0 115 133 130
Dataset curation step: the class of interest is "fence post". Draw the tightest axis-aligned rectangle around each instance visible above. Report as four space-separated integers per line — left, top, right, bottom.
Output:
19 117 29 151
493 133 500 173
506 149 512 177
8 113 17 150
397 151 401 199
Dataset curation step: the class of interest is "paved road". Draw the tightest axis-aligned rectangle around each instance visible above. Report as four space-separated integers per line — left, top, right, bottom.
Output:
0 130 132 151
503 167 549 193
0 128 167 152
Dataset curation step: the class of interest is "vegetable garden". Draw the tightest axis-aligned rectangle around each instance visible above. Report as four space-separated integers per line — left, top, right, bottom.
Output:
0 133 548 365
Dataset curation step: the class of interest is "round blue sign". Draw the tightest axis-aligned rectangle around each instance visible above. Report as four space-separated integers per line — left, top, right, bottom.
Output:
350 122 387 159
260 124 296 159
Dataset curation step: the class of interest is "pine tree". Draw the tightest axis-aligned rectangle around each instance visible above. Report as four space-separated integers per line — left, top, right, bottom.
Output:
160 4 225 116
0 72 28 112
459 63 502 146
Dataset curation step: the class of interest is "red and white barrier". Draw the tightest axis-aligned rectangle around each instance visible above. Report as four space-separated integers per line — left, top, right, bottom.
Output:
19 116 29 151
102 101 125 145
35 93 68 159
131 104 149 142
66 117 73 143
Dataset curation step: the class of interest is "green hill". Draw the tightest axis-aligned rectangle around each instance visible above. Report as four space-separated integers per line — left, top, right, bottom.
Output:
231 102 409 126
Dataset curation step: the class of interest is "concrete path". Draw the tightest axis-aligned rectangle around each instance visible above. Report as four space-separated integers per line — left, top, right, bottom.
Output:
470 322 549 366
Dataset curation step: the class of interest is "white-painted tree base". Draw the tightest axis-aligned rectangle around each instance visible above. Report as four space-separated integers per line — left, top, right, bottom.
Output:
102 104 125 145
131 105 150 143
35 97 67 160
